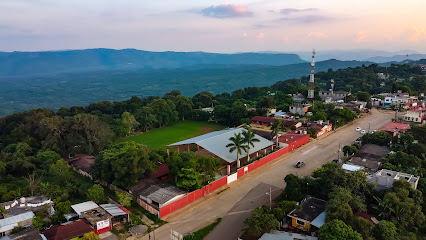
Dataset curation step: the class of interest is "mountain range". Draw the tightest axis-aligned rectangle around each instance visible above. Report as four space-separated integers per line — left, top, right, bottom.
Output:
0 49 305 77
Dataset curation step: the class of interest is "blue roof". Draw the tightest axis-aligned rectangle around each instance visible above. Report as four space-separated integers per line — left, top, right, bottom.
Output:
168 128 274 163
310 211 326 228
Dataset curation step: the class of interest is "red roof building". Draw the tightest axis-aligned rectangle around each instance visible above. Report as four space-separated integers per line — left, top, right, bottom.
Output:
149 163 169 179
278 133 310 151
43 220 93 240
251 116 275 126
379 122 411 136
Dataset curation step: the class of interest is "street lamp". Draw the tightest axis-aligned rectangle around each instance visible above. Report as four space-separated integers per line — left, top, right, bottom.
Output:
266 187 272 210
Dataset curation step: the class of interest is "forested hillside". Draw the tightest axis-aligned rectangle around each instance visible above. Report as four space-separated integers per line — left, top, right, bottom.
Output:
0 49 305 77
0 59 373 116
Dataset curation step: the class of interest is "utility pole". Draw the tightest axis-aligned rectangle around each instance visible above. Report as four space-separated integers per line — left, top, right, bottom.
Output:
395 110 398 122
337 142 341 160
269 186 272 211
368 123 370 134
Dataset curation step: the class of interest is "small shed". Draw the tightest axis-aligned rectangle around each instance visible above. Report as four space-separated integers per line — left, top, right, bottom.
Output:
100 203 131 226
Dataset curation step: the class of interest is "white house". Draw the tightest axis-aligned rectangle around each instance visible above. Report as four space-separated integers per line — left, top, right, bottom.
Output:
368 169 420 190
289 104 310 116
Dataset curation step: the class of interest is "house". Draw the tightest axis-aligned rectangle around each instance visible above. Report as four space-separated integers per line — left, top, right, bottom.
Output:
339 101 366 111
0 212 35 237
368 169 420 190
42 220 93 240
308 123 332 137
71 201 99 217
0 196 53 218
278 133 310 151
80 207 111 234
289 104 310 116
259 230 318 240
0 229 43 240
380 91 418 109
251 116 275 126
65 154 95 179
131 179 186 210
378 122 410 137
349 144 390 172
291 93 306 103
100 203 131 226
288 196 326 232
319 91 348 102
272 111 289 119
282 120 302 130
403 106 426 124
377 73 389 80
149 163 169 180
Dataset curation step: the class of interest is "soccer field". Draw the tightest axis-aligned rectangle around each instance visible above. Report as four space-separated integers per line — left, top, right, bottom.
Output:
119 121 226 149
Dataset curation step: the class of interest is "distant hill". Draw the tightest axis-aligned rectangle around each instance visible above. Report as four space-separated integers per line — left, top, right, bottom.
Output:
0 59 373 116
0 49 305 77
364 54 426 63
295 49 421 62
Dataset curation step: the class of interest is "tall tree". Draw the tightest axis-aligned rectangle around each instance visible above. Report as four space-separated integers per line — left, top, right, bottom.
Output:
242 127 260 162
175 95 194 121
318 220 363 240
91 141 156 187
270 119 283 146
86 184 105 204
25 172 42 196
134 106 157 132
121 112 139 136
226 133 247 168
244 206 279 237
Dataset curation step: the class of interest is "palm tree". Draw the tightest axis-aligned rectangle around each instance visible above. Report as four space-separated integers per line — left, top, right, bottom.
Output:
242 127 260 162
226 132 248 168
270 119 283 147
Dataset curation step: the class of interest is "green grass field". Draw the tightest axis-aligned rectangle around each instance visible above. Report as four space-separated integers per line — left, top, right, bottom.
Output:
119 121 225 149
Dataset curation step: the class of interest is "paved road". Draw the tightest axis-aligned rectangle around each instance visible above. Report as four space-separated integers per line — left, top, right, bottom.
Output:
142 109 396 240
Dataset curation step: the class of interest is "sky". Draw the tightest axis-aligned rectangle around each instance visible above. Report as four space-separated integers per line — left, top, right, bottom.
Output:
0 0 426 53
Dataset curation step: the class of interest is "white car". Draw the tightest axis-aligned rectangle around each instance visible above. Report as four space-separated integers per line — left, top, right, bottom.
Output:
356 127 361 132
361 130 366 134
372 130 377 133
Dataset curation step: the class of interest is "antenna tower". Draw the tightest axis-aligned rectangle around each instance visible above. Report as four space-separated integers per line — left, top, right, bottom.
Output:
308 49 315 100
330 79 334 95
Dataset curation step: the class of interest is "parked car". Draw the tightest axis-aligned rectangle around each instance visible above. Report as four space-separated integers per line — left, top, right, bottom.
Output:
361 130 366 134
295 161 305 168
355 137 361 143
356 127 361 131
332 159 342 164
372 130 377 133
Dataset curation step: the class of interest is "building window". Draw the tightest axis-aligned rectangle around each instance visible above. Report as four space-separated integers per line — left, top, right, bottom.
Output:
297 219 305 226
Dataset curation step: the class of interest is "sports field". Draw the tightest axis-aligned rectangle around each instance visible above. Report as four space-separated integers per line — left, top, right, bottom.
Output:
119 121 225 149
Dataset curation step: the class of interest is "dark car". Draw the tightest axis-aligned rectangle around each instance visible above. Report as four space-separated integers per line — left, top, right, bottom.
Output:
295 161 305 168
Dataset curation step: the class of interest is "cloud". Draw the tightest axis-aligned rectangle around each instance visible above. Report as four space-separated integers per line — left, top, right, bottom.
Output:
356 31 366 41
410 26 426 42
305 31 328 40
279 15 332 24
280 8 318 15
242 32 248 37
200 3 253 18
257 32 265 39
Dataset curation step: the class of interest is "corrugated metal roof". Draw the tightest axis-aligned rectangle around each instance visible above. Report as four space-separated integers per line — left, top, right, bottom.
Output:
71 201 99 215
168 128 274 163
342 163 364 172
100 204 127 216
0 211 34 229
